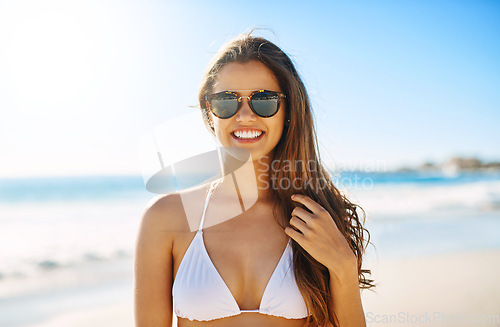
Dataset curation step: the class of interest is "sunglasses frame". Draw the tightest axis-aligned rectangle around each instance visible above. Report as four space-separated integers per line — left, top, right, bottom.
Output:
205 89 286 119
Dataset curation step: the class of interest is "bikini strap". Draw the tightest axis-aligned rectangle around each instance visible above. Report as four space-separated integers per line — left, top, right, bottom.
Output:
198 181 217 232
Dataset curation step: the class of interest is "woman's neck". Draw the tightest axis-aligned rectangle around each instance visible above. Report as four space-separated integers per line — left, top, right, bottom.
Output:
218 153 274 203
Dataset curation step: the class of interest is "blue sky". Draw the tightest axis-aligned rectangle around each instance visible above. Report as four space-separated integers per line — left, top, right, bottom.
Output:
0 0 498 177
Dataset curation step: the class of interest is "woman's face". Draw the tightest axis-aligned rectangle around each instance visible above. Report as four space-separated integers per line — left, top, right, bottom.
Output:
208 60 286 161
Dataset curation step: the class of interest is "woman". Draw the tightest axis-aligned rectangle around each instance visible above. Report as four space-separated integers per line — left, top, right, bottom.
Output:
135 31 374 327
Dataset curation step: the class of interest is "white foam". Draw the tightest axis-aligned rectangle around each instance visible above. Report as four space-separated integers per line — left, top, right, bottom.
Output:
344 180 500 220
0 199 146 298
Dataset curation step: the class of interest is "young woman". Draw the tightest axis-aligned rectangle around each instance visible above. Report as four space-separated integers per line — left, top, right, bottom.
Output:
135 31 374 327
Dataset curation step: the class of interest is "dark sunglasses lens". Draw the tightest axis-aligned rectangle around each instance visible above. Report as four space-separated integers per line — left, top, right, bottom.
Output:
251 92 280 117
210 93 238 118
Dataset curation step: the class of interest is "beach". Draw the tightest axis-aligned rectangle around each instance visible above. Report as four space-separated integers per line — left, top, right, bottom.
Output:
361 249 500 327
1 172 499 327
25 302 134 327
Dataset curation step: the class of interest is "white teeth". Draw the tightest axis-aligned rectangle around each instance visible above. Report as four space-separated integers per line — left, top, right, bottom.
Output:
233 130 263 139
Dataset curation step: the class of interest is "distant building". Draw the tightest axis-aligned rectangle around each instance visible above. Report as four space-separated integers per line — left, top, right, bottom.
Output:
440 156 500 174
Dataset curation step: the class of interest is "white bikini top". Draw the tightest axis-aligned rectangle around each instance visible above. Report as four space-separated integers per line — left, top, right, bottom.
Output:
172 181 310 321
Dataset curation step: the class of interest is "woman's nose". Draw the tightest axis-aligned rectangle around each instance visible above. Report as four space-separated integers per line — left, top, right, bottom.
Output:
235 97 256 121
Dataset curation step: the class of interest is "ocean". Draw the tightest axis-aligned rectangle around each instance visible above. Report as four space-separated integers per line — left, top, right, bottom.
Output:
1 170 499 326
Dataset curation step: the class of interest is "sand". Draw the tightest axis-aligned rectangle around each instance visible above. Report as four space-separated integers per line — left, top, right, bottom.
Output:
361 249 500 327
25 301 135 327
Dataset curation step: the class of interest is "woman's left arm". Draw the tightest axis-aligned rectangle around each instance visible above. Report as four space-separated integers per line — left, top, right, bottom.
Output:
285 194 366 327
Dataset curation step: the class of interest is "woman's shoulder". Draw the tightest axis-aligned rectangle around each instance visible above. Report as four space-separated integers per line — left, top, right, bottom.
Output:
140 182 213 233
141 193 183 231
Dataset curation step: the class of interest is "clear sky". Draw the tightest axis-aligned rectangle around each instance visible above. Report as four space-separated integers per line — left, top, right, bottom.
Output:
0 0 498 177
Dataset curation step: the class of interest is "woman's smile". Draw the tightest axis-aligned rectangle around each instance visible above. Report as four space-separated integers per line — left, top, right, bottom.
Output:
231 128 265 143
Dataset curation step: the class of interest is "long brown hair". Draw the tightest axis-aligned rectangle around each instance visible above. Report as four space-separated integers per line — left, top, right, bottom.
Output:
198 30 375 327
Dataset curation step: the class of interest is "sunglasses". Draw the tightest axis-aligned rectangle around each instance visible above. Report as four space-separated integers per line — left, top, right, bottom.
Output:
205 89 286 119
